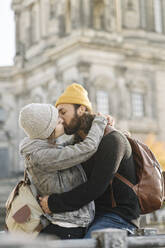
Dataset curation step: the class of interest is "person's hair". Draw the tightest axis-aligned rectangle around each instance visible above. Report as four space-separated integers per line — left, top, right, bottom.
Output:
74 112 95 143
73 104 92 114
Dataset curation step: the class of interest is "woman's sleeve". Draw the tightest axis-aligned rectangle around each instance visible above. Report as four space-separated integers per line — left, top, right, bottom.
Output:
57 136 75 147
47 132 126 213
31 116 107 172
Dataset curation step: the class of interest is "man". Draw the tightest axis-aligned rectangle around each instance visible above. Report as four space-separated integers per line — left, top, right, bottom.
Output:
40 83 140 238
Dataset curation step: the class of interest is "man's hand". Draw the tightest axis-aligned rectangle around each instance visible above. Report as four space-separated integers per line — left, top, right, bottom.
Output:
39 196 51 214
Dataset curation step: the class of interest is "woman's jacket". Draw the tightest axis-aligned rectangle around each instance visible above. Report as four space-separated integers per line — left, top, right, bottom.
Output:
19 116 107 227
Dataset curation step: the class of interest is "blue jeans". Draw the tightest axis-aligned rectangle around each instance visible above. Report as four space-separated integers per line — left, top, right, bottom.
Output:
84 212 136 238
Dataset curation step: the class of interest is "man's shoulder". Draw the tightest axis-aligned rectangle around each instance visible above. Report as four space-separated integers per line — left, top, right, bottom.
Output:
101 129 130 149
103 129 126 141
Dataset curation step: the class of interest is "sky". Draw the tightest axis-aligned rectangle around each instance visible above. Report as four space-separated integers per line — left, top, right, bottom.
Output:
0 0 15 66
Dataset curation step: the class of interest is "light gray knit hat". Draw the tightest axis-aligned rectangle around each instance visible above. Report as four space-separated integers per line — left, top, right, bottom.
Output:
19 103 59 139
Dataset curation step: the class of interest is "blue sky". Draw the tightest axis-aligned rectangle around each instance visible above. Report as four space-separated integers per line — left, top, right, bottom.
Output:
0 0 15 66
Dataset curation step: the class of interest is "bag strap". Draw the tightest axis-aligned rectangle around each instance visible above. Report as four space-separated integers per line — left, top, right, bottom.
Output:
106 128 136 205
110 173 136 208
115 173 134 189
110 180 116 207
34 222 44 233
24 168 38 198
106 127 124 207
163 171 165 201
23 169 30 185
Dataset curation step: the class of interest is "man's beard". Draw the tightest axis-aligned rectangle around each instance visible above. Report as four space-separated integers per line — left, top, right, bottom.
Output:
64 112 95 138
64 113 81 135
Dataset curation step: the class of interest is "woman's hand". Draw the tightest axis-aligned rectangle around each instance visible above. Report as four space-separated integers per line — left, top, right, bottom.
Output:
97 113 115 136
39 196 51 214
97 113 115 127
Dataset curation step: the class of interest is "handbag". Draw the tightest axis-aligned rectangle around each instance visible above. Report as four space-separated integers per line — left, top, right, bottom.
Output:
5 170 44 238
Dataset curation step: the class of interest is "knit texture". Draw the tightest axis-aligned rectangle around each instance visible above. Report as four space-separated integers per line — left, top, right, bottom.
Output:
19 103 58 139
55 83 92 112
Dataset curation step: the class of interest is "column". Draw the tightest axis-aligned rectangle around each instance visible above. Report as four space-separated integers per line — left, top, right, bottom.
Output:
139 0 147 29
153 0 163 33
145 0 155 32
40 0 49 37
115 0 122 32
83 0 90 28
162 0 165 33
33 2 40 42
15 12 20 55
104 0 116 32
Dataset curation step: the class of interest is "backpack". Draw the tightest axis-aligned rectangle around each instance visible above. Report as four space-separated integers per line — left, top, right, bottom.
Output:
5 170 44 238
110 129 165 214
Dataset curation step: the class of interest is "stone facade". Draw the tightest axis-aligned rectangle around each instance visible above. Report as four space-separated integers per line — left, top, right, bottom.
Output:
0 0 165 232
1 0 165 176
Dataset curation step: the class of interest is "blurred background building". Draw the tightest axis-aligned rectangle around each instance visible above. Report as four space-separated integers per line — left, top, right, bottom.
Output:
0 0 165 231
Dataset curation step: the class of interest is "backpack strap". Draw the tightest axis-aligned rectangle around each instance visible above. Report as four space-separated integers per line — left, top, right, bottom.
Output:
106 127 126 207
115 173 135 190
110 173 137 209
163 171 165 201
110 180 116 208
34 221 44 233
106 128 135 206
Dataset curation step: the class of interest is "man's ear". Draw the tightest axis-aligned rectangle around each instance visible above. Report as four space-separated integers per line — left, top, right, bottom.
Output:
77 105 86 116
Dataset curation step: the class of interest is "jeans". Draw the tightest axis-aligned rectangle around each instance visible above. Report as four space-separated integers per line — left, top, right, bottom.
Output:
84 212 136 238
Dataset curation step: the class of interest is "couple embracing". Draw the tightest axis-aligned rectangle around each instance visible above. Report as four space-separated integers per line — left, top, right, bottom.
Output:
18 83 140 239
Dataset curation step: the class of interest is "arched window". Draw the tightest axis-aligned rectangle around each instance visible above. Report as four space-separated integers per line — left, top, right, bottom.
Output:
127 0 135 11
122 0 140 29
96 90 109 114
93 0 105 30
131 92 145 117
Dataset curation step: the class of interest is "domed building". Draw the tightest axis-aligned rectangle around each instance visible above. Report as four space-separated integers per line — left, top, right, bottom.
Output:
0 0 165 231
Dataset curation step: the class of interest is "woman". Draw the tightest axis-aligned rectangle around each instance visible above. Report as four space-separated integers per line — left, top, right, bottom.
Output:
19 103 107 239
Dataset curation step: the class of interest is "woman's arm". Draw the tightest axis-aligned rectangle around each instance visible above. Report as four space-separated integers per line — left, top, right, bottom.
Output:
40 132 126 213
30 116 107 172
57 136 75 147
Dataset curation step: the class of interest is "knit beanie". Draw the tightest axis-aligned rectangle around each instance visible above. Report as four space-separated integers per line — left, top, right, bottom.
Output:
55 83 92 112
19 103 58 139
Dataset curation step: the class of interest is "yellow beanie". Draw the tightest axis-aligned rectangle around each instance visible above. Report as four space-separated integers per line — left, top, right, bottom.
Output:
55 83 92 112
